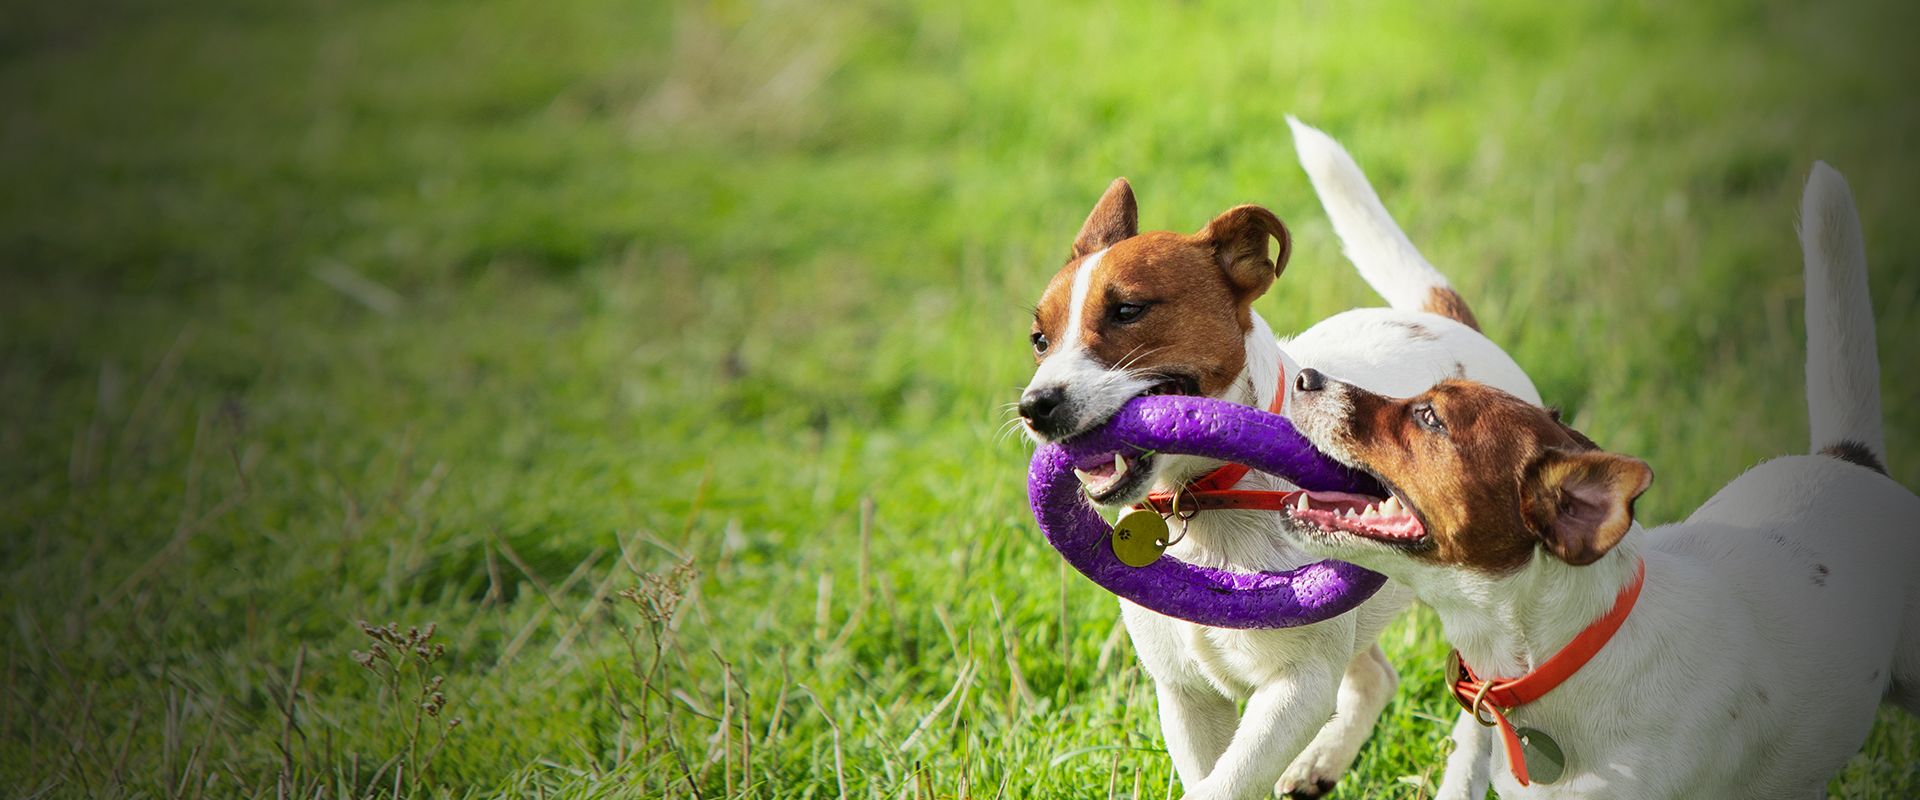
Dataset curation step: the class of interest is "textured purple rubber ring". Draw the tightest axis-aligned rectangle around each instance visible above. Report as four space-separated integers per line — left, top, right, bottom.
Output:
1028 394 1388 629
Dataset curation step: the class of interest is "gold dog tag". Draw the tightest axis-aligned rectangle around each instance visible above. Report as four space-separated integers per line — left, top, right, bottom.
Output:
1516 727 1566 785
1110 509 1169 567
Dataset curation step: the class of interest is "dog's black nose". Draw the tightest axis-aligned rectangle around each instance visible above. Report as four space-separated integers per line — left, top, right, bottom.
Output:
1296 368 1326 393
1019 386 1067 429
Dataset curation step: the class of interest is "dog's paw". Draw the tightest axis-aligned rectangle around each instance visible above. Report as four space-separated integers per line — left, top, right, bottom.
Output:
1276 775 1337 799
1280 779 1337 799
1276 752 1343 799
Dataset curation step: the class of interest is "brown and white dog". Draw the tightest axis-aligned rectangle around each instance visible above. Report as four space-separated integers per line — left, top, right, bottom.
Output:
1019 119 1540 798
1279 163 1920 798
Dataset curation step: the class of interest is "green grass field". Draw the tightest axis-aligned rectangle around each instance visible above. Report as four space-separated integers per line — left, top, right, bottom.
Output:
4 0 1918 796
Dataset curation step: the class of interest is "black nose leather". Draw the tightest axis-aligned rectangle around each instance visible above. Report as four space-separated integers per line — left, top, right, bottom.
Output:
1296 368 1326 393
1020 386 1066 426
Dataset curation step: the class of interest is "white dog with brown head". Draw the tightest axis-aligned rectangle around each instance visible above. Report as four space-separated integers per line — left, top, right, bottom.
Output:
1277 164 1919 799
1019 119 1539 799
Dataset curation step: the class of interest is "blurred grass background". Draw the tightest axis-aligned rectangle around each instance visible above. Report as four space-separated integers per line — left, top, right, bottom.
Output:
2 0 1917 796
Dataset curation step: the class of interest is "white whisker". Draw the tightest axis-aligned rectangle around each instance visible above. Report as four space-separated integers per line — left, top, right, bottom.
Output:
1112 344 1166 374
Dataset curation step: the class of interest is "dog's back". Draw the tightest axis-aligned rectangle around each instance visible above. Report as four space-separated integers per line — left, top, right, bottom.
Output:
1640 163 1919 794
1659 453 1917 790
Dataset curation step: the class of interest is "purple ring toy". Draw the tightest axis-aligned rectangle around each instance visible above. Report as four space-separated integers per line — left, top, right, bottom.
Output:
1028 394 1388 629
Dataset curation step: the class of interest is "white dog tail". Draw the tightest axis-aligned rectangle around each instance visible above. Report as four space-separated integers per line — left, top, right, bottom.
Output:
1800 161 1887 473
1288 116 1480 330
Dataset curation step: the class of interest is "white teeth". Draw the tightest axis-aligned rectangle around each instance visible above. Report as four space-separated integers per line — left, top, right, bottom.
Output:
1360 503 1380 519
1295 494 1310 512
1382 496 1404 514
1073 456 1129 490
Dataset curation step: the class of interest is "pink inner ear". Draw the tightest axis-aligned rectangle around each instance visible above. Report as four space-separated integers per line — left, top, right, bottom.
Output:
1544 459 1644 565
1558 483 1621 533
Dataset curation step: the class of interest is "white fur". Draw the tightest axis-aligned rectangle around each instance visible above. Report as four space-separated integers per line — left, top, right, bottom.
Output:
1294 163 1918 799
1801 162 1884 461
1063 247 1104 350
1021 123 1542 799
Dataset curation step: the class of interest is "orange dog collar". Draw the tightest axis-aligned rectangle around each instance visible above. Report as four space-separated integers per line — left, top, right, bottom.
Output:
1448 558 1646 786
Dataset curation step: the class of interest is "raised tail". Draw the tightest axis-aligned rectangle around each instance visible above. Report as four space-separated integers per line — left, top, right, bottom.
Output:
1800 161 1887 474
1287 116 1480 330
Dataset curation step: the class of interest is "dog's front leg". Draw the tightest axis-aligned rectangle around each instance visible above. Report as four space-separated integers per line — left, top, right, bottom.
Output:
1277 644 1399 797
1433 711 1492 800
1154 681 1237 788
1181 664 1338 800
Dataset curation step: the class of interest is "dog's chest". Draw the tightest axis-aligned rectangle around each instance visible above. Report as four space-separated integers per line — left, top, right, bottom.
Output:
1126 603 1348 698
1127 614 1288 696
1185 625 1295 694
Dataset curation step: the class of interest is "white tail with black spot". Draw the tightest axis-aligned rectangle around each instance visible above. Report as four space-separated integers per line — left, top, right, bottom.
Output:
1800 161 1886 471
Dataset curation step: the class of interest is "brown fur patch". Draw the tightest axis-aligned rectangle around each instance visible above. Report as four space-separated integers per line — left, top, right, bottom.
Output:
1073 178 1138 259
1200 205 1290 298
1422 286 1481 331
1820 440 1888 475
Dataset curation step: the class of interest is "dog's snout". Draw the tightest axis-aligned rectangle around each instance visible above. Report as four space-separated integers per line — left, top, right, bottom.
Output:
1296 368 1327 393
1020 386 1068 430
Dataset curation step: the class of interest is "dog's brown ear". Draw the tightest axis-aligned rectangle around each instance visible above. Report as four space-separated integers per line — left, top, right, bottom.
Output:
1072 178 1139 259
1199 205 1290 301
1522 448 1653 566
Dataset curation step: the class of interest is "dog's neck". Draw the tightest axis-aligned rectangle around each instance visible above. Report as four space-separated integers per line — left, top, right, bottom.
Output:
1410 525 1648 679
1154 316 1311 569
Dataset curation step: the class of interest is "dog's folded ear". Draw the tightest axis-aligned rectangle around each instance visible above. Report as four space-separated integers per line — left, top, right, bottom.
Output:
1522 448 1653 566
1072 178 1139 259
1199 205 1291 301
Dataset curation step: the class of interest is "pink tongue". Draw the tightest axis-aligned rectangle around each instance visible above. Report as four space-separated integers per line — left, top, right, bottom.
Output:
1084 462 1117 478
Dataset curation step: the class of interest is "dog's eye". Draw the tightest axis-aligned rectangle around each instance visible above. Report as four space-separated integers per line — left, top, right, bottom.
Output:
1031 331 1050 354
1112 303 1147 323
1413 403 1446 433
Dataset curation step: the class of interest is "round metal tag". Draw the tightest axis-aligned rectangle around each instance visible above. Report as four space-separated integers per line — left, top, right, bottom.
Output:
1110 509 1169 568
1516 726 1566 785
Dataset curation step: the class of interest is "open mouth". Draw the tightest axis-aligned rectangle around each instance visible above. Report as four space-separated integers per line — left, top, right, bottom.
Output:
1285 484 1429 546
1072 450 1155 503
1066 376 1198 503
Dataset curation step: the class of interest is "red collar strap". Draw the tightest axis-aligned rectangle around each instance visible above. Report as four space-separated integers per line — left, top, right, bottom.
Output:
1138 364 1292 515
1448 558 1646 786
